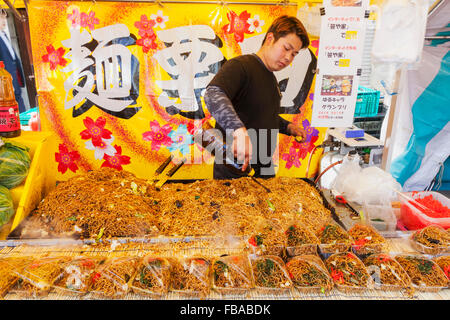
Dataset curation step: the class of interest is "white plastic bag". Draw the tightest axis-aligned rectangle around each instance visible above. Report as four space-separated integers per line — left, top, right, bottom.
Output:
332 153 402 205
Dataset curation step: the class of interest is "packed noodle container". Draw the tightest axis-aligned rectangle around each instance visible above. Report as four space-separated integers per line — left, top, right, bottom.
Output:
409 225 450 255
394 254 449 293
211 254 253 297
88 256 141 299
325 252 373 294
169 257 211 299
0 256 33 298
285 255 333 294
363 253 413 293
13 256 71 298
286 244 318 257
53 256 105 297
249 254 293 296
399 191 450 230
349 224 386 256
130 256 171 299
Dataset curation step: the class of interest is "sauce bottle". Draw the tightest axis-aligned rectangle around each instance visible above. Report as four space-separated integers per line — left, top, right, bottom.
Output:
193 120 254 176
0 61 21 138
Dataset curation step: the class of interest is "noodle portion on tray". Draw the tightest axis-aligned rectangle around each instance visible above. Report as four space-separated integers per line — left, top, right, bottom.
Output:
410 225 450 255
285 225 319 256
325 252 372 292
285 255 333 293
317 224 352 254
433 255 450 283
130 256 171 298
395 255 448 291
349 224 386 255
169 257 211 298
363 254 413 292
211 255 253 295
249 255 292 293
0 257 32 298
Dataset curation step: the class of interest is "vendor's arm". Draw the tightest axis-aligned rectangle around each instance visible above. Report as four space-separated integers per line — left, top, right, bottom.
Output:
204 85 252 172
279 116 307 142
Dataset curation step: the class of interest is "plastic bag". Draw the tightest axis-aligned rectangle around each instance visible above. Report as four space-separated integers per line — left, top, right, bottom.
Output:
371 0 428 66
211 254 253 296
332 153 402 205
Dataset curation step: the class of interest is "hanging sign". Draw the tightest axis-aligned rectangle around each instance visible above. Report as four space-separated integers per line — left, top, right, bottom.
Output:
311 0 369 127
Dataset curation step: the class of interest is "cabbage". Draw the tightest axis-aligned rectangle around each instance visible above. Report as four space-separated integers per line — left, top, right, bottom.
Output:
0 141 31 189
0 185 14 227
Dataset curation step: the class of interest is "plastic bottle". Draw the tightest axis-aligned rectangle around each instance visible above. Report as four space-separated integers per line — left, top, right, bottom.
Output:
193 121 255 176
0 61 20 137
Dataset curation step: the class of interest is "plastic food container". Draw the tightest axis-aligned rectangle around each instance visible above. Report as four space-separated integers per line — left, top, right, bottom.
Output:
0 256 33 298
349 224 386 256
363 253 413 292
211 255 253 297
285 255 333 294
433 256 450 288
286 244 318 257
399 191 450 230
325 252 373 294
169 257 211 299
88 256 141 299
13 256 71 298
409 225 450 255
395 254 449 292
53 256 105 297
249 255 292 295
363 201 397 232
130 256 171 299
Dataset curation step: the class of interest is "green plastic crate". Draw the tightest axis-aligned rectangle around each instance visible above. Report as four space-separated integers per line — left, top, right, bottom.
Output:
354 86 380 117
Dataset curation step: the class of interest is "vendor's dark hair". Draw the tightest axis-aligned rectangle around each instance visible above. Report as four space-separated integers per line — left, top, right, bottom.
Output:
262 15 310 49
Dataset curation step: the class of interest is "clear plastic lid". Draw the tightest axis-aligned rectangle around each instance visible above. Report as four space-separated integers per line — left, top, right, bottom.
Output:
211 254 253 296
394 254 449 291
285 255 333 293
0 256 33 298
325 252 373 292
348 224 386 255
317 224 353 254
363 253 413 293
130 255 171 298
13 256 72 298
53 256 106 296
88 256 141 299
410 225 450 255
249 255 292 294
169 256 211 298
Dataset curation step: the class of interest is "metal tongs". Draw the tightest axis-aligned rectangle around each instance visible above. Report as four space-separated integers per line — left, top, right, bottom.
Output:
149 154 187 190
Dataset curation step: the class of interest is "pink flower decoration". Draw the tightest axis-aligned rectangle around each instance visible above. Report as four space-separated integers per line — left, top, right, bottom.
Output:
80 11 99 30
80 116 113 147
142 120 173 151
67 8 81 27
134 15 156 38
281 147 302 169
55 144 80 174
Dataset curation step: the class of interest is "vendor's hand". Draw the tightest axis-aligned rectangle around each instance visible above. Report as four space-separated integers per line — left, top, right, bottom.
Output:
232 127 252 172
288 123 307 142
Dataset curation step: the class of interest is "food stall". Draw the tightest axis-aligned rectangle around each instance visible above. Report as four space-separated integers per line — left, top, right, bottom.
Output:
0 0 447 301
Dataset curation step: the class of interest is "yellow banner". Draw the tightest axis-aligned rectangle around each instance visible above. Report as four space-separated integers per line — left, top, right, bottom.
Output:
29 0 325 181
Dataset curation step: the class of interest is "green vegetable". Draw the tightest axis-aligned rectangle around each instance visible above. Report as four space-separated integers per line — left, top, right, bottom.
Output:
371 218 385 222
0 185 14 227
96 227 105 241
0 141 31 189
266 200 275 211
65 216 77 221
